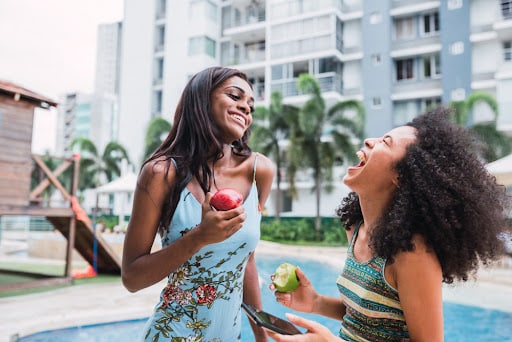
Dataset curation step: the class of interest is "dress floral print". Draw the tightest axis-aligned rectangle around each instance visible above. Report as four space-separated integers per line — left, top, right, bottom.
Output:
142 182 261 342
147 240 250 341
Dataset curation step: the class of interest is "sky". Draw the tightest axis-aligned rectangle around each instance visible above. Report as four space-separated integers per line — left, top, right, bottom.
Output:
0 0 124 154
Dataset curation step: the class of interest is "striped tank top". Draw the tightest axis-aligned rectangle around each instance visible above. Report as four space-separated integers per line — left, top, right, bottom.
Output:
336 224 410 342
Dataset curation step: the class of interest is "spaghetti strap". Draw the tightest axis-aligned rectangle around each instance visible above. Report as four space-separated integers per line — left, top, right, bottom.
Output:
252 153 259 184
170 158 177 170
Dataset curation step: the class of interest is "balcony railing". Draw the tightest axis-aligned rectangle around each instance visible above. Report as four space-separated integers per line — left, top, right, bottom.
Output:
271 74 342 97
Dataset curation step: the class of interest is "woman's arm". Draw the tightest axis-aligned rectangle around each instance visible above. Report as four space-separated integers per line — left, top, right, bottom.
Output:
243 253 268 341
391 235 444 342
254 153 275 209
122 161 247 292
274 267 346 321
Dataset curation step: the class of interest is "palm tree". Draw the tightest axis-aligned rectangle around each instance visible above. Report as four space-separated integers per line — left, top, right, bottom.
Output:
70 137 131 192
450 92 511 163
287 74 365 236
143 117 172 161
250 92 298 220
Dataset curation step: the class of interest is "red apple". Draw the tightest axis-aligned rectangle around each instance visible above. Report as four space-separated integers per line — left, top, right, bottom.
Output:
210 188 243 211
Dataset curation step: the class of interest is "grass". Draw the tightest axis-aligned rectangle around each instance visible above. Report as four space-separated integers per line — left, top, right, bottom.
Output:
0 260 121 298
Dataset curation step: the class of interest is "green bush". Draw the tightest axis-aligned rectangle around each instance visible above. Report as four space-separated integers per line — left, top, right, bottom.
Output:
260 217 348 246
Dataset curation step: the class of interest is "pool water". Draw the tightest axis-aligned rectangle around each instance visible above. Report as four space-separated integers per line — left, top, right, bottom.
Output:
18 255 512 341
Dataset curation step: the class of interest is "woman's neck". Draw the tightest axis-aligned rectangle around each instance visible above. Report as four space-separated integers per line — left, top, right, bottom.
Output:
358 192 392 232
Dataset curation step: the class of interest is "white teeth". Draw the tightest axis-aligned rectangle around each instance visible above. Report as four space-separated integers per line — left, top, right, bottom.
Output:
356 150 365 162
231 114 245 124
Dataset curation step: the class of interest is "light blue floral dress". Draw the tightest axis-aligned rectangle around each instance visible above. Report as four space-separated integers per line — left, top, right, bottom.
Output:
143 159 261 342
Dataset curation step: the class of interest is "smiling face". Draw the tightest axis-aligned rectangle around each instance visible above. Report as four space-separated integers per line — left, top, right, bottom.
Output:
344 125 417 195
210 76 254 144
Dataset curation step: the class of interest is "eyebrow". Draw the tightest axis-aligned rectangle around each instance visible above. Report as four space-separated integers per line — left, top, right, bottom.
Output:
225 85 255 103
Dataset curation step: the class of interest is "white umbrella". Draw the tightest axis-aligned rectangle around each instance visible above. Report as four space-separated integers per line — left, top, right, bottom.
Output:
94 172 138 227
486 154 512 186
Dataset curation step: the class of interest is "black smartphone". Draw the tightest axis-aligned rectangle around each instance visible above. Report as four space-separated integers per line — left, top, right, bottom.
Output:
241 302 303 335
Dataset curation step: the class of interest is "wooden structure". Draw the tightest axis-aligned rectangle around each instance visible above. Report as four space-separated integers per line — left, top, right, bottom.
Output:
0 80 121 291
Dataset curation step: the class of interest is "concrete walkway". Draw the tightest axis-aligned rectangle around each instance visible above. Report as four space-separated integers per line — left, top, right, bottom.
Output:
1 240 511 341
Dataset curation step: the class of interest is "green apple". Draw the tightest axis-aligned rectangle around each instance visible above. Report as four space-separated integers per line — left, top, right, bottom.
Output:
273 263 299 292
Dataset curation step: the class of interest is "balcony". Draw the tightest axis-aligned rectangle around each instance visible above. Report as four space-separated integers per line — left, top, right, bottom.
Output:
271 73 342 98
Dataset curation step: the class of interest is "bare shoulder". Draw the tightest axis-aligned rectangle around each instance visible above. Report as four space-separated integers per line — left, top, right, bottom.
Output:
254 152 275 178
138 158 177 189
391 235 441 283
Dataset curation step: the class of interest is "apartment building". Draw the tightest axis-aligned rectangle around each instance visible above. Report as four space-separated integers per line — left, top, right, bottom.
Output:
90 22 123 153
55 92 93 157
56 22 123 158
118 0 512 216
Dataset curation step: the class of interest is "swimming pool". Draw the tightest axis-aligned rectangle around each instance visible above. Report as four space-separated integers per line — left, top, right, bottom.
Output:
17 255 512 341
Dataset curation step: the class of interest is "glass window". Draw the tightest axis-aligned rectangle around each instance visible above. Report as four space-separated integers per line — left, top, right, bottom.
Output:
450 41 464 55
153 90 162 114
422 12 439 36
448 0 463 10
502 0 512 19
423 54 441 78
272 65 284 80
293 61 309 78
371 54 382 65
156 26 165 48
394 17 415 40
156 58 164 79
370 12 382 24
422 98 441 111
393 100 418 126
504 41 512 61
396 59 414 81
188 36 216 57
318 57 336 74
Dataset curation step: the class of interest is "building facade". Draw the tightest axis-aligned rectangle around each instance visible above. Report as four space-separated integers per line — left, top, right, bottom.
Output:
56 92 93 157
90 22 123 153
118 0 512 216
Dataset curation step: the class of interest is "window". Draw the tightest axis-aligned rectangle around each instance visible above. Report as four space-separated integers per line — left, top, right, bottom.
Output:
318 57 337 74
155 58 164 81
422 98 441 111
448 0 463 10
372 97 382 108
393 101 418 126
394 17 415 40
451 88 466 101
371 53 382 65
190 0 217 22
422 13 439 36
188 36 216 57
502 0 512 19
292 61 308 78
396 59 414 81
156 0 167 18
423 54 441 78
450 41 464 55
155 26 165 51
153 90 163 115
370 12 382 24
272 64 284 80
504 41 512 61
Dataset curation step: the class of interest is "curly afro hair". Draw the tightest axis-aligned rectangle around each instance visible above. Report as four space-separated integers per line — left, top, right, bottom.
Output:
337 107 511 283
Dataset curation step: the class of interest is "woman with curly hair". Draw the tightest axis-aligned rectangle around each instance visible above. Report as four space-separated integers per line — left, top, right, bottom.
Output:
269 107 510 341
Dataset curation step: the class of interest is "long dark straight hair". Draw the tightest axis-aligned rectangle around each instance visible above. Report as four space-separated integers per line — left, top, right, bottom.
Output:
143 66 253 233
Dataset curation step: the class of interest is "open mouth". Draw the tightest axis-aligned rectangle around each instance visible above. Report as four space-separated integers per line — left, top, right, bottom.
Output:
230 114 245 125
356 150 366 167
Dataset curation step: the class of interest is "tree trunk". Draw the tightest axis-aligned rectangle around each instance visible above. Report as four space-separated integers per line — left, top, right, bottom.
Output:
315 173 322 240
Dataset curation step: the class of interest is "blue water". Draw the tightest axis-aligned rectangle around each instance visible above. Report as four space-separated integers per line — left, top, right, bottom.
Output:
18 255 512 341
